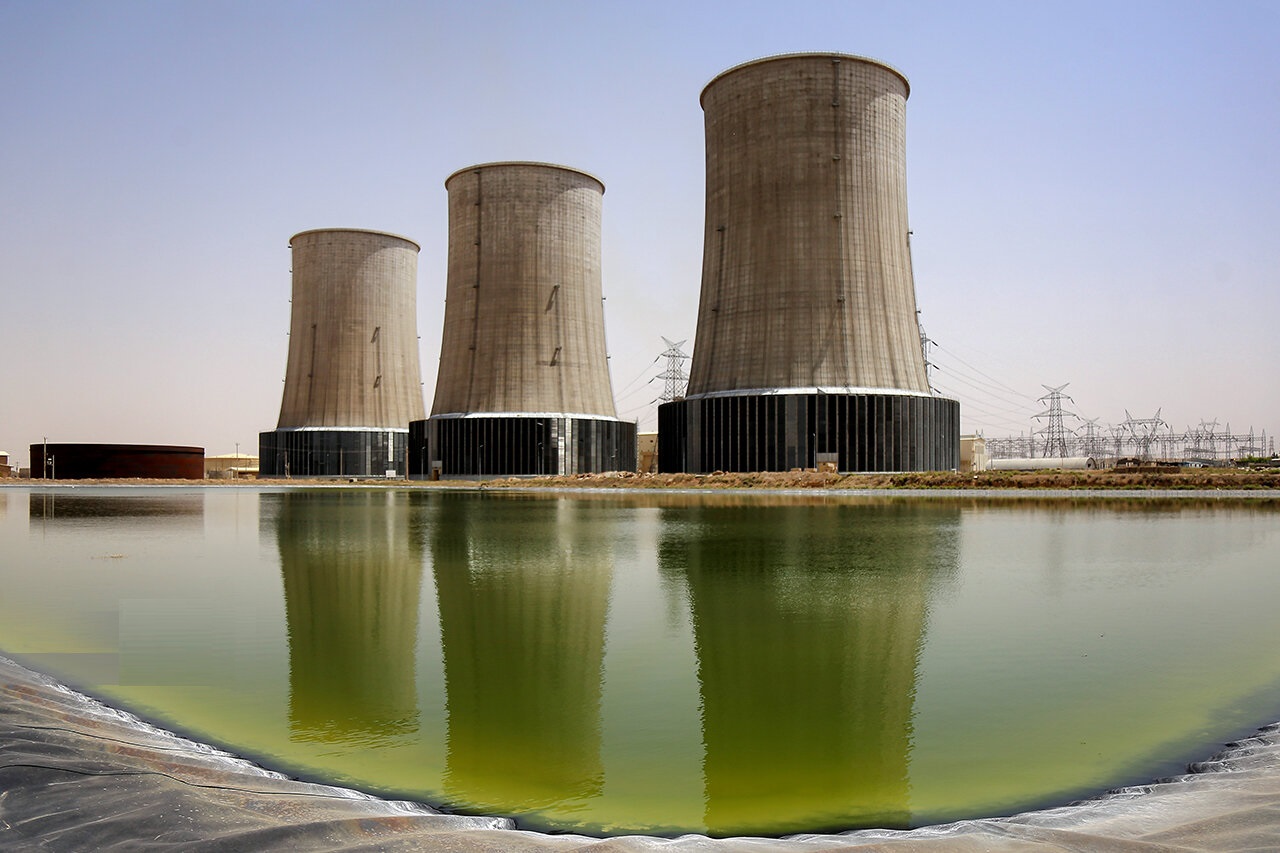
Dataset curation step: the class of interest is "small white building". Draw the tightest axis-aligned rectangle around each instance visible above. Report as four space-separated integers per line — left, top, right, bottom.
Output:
204 453 260 480
960 436 988 472
637 432 658 473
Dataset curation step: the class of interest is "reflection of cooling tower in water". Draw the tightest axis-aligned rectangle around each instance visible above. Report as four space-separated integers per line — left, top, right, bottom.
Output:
661 502 956 835
432 496 613 812
275 491 423 742
660 53 958 473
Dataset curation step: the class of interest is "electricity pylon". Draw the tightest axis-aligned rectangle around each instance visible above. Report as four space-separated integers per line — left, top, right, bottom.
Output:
1032 383 1079 458
657 337 689 403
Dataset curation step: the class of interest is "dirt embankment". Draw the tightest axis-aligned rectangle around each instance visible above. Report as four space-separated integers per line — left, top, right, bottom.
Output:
479 467 1280 491
7 468 1280 490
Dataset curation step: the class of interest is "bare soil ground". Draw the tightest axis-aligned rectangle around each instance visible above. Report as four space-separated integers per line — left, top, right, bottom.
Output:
7 468 1280 490
479 467 1280 491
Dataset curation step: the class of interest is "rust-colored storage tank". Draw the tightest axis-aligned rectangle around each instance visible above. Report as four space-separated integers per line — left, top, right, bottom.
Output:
660 53 959 473
28 443 204 479
260 228 426 478
411 162 635 478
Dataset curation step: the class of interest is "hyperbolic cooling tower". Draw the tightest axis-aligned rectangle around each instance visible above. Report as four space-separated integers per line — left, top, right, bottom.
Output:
409 162 635 478
260 228 426 477
660 53 959 473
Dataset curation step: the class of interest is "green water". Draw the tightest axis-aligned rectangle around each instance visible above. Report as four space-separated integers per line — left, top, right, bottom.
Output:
1 486 1279 837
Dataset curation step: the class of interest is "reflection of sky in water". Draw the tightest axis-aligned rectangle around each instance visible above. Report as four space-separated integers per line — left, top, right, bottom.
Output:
912 503 1280 819
0 487 1278 837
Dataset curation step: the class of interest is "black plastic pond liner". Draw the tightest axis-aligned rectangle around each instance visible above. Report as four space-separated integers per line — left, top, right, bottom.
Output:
3 654 1280 851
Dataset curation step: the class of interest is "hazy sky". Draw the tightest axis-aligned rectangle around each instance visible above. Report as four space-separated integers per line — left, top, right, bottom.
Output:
3 1 1277 466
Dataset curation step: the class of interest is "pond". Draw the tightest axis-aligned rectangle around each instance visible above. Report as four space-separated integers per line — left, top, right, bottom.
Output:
1 486 1278 837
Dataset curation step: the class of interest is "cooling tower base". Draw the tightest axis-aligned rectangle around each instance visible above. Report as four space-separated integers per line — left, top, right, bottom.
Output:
258 429 408 478
410 415 637 479
658 392 959 474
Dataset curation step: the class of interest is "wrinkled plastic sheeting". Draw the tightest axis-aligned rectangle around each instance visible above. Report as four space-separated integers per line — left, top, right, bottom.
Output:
3 655 1280 852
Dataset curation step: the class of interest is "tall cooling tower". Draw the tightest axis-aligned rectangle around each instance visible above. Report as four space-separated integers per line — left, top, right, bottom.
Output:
260 228 426 477
410 162 635 478
660 53 959 473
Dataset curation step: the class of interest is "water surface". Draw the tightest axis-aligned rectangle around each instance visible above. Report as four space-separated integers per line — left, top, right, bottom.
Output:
2 486 1278 836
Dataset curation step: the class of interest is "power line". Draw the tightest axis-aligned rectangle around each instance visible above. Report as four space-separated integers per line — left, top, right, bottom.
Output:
932 370 1039 419
932 342 1032 400
614 355 661 397
615 377 657 402
931 383 1034 431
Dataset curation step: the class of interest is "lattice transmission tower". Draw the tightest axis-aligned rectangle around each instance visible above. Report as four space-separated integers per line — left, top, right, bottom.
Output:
1110 424 1127 460
918 316 936 391
1078 417 1106 459
657 337 689 403
1122 409 1167 460
1236 427 1268 459
1032 383 1079 458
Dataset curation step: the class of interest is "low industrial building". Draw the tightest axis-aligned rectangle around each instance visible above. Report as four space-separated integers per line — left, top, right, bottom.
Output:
960 435 989 472
204 453 260 479
637 432 658 473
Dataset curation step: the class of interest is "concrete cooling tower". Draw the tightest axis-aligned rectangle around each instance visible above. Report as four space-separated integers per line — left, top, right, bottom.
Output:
259 228 426 477
659 53 959 473
410 162 635 479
